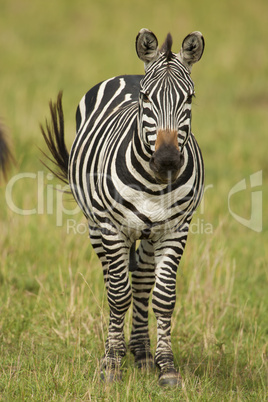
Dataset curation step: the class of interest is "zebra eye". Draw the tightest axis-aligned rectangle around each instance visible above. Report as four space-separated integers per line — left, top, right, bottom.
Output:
186 94 193 104
142 92 151 103
186 93 195 104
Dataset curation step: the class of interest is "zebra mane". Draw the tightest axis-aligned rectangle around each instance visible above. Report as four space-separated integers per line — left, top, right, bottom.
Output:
160 33 173 61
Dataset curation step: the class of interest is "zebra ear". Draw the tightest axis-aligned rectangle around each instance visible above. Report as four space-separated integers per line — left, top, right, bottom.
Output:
136 28 160 67
177 31 205 73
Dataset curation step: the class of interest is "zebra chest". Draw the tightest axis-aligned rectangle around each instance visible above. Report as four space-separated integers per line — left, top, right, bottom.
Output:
92 177 191 236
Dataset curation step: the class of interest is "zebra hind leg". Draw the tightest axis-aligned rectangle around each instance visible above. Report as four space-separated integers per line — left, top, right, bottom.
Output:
129 240 155 369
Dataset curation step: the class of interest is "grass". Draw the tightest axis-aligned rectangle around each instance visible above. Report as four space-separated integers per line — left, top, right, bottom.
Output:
1 0 268 400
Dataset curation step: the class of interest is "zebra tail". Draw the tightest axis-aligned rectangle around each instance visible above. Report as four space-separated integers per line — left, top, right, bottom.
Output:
0 122 14 182
40 91 69 185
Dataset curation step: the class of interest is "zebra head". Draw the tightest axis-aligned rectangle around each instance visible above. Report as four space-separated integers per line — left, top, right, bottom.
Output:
136 29 204 184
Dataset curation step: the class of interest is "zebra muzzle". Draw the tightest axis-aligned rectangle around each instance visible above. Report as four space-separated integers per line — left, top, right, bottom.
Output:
149 129 184 184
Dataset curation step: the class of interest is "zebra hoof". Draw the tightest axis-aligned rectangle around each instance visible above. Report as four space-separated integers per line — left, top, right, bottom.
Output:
158 369 182 387
100 368 122 383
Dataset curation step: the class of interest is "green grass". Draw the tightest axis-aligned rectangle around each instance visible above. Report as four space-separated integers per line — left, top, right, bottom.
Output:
1 0 268 400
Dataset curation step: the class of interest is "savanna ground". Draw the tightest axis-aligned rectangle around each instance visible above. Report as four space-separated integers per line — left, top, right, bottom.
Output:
0 0 268 400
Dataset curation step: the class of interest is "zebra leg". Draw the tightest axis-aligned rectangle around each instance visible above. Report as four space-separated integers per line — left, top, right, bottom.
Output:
152 230 188 386
99 232 132 382
129 240 155 368
89 226 132 381
89 225 109 290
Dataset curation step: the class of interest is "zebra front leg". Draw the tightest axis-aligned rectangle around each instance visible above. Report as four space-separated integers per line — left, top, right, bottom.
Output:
100 234 132 382
129 240 155 368
89 226 110 290
152 231 188 386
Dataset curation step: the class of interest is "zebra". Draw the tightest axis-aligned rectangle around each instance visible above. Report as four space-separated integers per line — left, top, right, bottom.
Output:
0 122 14 182
41 28 205 386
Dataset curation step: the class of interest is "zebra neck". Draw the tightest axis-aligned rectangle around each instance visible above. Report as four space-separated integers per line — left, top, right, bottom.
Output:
133 127 152 158
128 125 157 183
133 123 152 160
